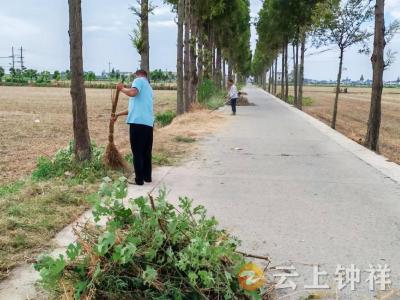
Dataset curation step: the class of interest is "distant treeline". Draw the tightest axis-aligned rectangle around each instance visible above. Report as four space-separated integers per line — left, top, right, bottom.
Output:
0 67 177 90
0 80 177 90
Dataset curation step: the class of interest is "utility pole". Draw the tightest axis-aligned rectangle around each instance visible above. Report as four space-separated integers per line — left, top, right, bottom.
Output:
15 46 25 70
11 46 15 69
19 47 24 70
108 61 112 101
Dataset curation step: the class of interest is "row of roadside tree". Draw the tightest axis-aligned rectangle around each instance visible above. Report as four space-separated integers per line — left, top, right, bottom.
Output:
67 0 253 161
252 0 399 152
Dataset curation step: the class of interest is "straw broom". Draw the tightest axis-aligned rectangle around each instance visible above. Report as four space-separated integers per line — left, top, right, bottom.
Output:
104 89 130 170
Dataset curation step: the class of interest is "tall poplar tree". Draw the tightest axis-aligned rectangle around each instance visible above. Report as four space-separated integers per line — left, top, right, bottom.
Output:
68 0 91 161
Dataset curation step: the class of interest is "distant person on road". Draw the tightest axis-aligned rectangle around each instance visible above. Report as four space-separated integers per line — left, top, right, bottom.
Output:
111 69 154 186
227 78 238 115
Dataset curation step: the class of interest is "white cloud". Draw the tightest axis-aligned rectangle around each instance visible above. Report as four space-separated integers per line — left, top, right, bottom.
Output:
84 25 118 32
0 15 40 38
386 0 400 19
153 6 172 17
149 20 176 28
391 10 400 19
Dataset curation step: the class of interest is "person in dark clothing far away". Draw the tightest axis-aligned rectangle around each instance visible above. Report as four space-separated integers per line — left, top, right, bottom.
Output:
111 69 154 186
227 78 238 115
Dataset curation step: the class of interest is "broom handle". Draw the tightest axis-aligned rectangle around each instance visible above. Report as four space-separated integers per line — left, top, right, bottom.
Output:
109 89 120 143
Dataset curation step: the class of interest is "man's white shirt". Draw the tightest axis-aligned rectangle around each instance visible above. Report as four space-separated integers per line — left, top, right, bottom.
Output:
229 85 239 99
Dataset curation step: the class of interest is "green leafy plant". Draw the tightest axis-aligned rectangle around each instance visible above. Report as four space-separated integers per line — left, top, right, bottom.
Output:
287 95 314 106
198 79 226 109
32 142 106 183
35 177 268 299
198 79 217 103
155 111 176 127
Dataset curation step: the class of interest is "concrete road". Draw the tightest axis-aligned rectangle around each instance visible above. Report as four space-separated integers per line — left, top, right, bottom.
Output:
139 86 400 299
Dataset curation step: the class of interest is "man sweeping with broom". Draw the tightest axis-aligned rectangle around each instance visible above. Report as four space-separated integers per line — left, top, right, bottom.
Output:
111 69 154 186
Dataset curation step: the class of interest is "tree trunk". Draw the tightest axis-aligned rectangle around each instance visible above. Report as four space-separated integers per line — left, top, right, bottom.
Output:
298 33 306 111
68 0 91 161
189 11 198 103
203 27 212 80
176 0 184 115
293 43 298 106
197 38 203 87
281 46 285 99
332 48 344 129
212 43 216 82
228 63 232 79
183 0 190 111
140 0 150 75
274 57 278 95
295 40 300 107
262 68 267 91
268 65 272 93
365 0 385 151
215 48 222 89
285 42 289 102
222 59 226 88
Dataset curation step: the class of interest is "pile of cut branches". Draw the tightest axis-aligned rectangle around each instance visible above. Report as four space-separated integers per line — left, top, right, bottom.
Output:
237 92 255 106
35 177 271 299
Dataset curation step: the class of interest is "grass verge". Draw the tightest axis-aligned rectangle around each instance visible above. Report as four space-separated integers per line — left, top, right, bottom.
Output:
0 181 24 198
0 143 120 280
0 108 227 280
287 95 314 106
0 179 97 279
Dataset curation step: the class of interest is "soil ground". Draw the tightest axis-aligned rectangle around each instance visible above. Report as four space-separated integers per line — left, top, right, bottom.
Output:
296 86 400 164
0 86 223 184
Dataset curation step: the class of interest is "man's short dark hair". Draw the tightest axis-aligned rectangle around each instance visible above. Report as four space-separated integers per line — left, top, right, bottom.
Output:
228 78 234 83
135 69 148 77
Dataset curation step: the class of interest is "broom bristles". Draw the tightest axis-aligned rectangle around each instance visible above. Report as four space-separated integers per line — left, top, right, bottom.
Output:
104 142 130 171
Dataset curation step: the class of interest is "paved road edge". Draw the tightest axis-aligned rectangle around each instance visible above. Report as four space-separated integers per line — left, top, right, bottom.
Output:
259 89 400 184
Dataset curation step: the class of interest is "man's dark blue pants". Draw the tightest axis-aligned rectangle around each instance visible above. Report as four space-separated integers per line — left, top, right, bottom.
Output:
129 124 153 185
231 98 238 114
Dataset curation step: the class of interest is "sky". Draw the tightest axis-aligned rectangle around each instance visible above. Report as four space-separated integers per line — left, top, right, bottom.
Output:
0 0 399 81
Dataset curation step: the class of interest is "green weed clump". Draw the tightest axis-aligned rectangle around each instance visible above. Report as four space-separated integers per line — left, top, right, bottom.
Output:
155 110 176 127
198 79 226 109
175 135 196 143
35 177 267 299
32 142 106 183
125 152 172 166
287 95 314 106
152 152 172 166
0 181 24 198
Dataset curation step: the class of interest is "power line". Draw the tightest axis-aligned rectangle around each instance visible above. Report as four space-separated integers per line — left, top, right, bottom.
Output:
0 46 26 70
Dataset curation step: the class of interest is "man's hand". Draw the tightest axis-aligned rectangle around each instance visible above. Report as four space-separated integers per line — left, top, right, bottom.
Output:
116 83 125 91
110 113 118 123
111 110 128 122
